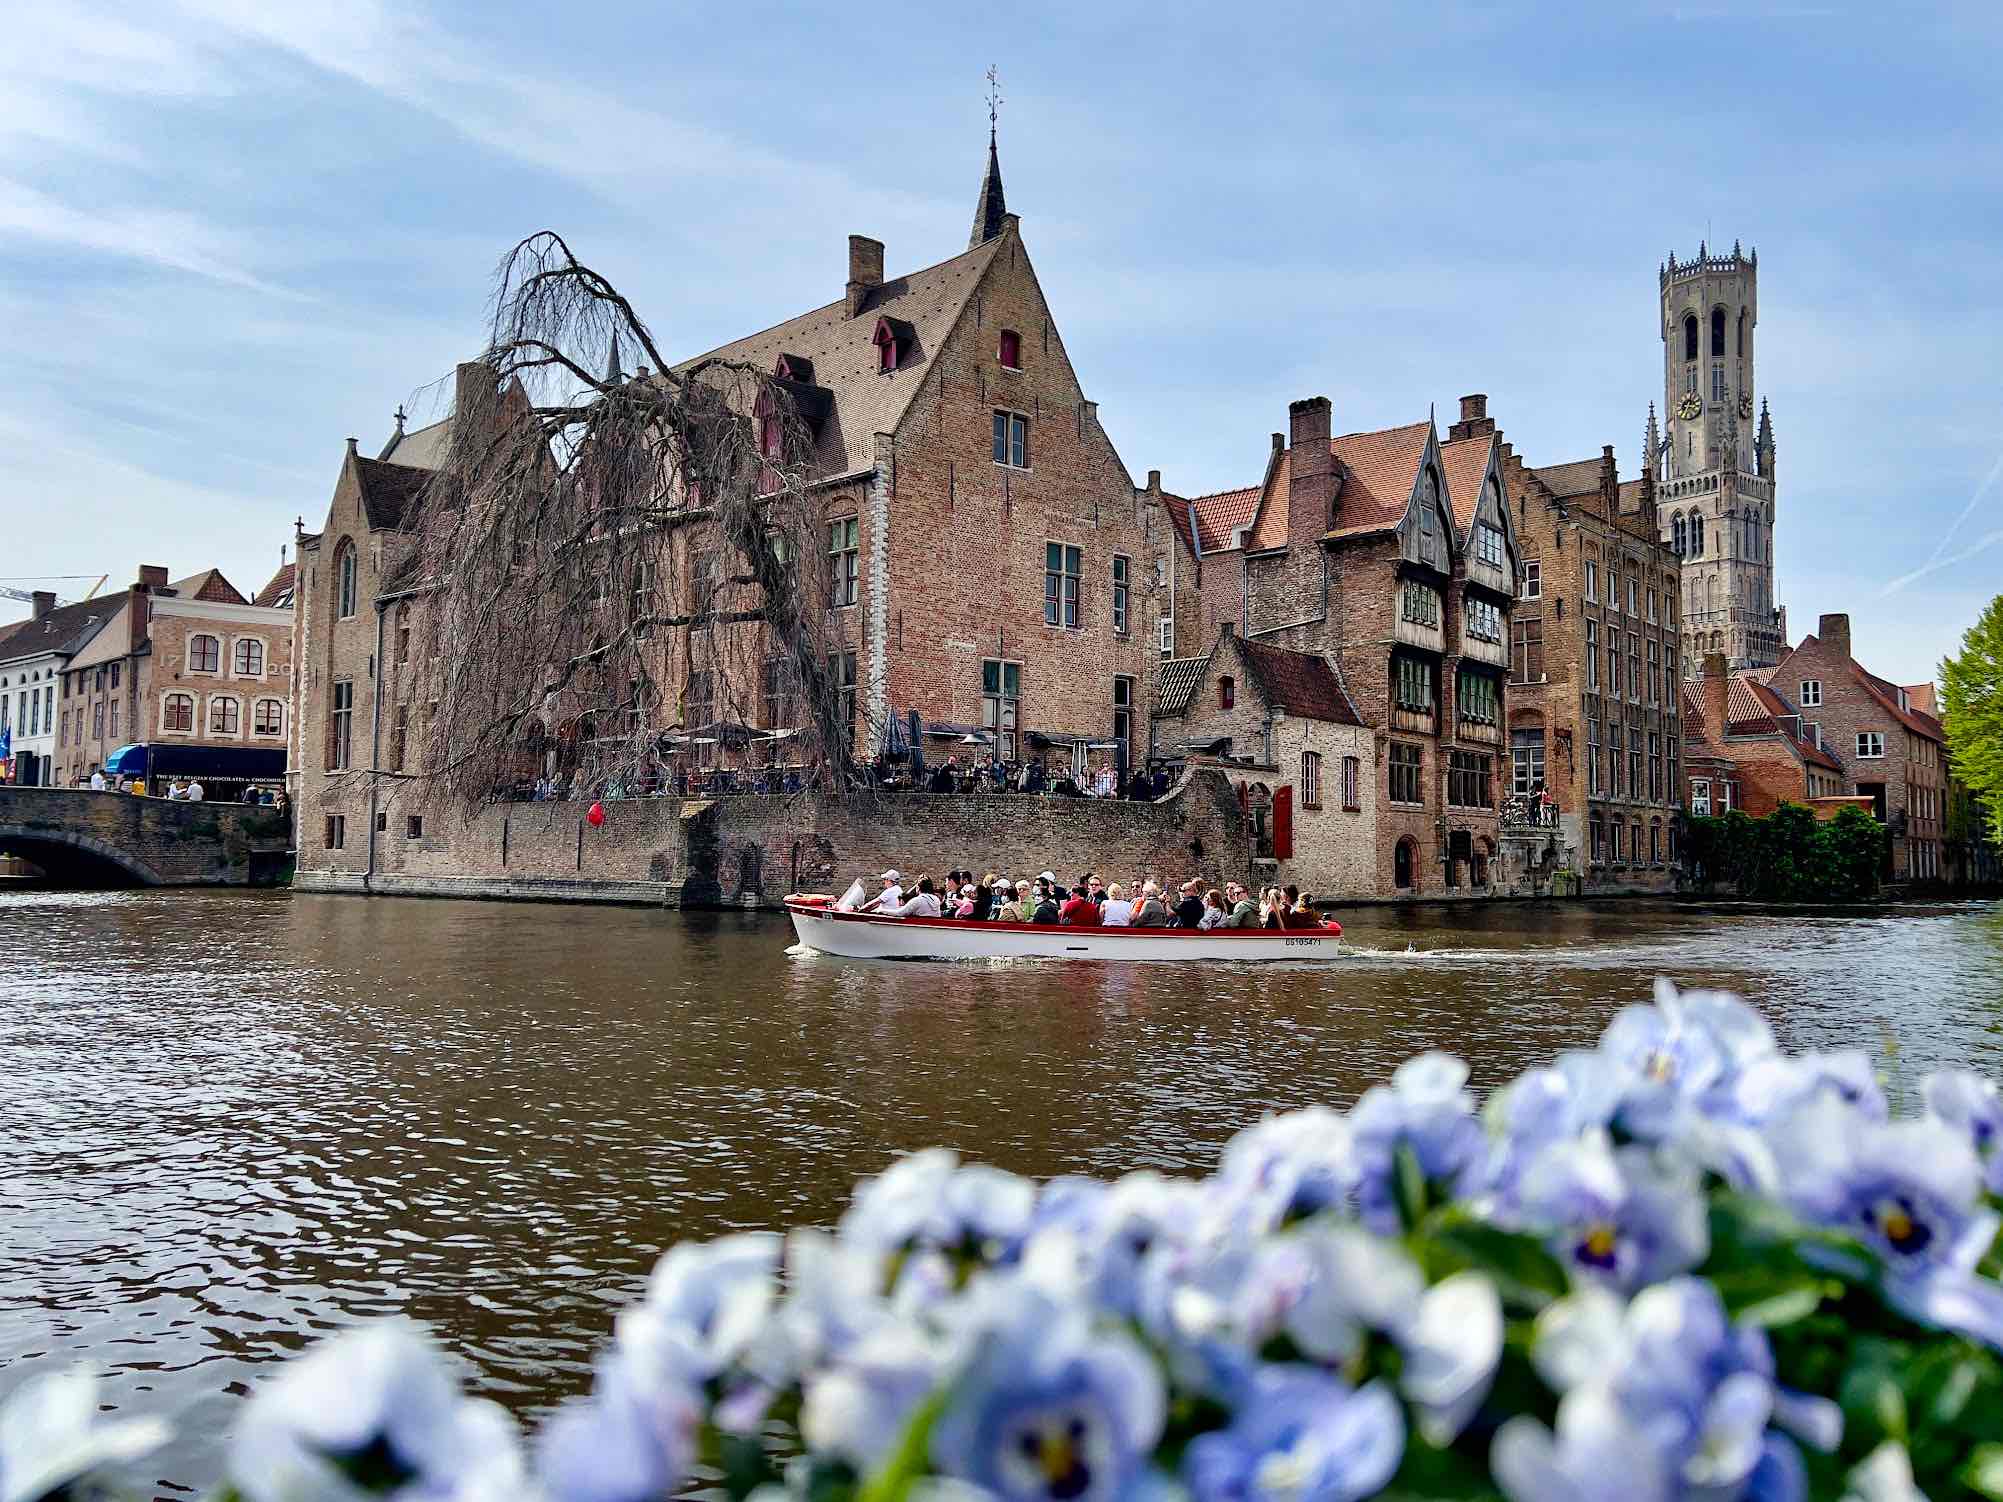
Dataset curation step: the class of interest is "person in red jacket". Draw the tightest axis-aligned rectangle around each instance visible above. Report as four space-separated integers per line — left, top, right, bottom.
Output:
1058 884 1102 925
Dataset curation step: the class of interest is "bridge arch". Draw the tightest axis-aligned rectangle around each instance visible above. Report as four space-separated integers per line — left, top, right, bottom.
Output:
0 824 167 886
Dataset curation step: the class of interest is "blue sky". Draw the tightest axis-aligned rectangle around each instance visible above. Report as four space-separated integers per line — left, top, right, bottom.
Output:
4 1 1999 687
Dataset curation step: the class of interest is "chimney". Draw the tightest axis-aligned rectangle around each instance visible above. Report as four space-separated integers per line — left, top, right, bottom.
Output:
31 590 55 619
1700 652 1730 739
1221 620 1237 639
1599 445 1618 512
1818 613 1851 660
137 565 168 588
1145 469 1161 494
1447 393 1496 442
846 235 884 317
1287 397 1333 543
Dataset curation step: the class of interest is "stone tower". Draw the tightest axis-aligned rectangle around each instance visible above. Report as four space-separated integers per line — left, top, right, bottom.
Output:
1652 242 1785 674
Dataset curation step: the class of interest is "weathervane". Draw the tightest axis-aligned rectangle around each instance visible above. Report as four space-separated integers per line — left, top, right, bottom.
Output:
985 64 1003 137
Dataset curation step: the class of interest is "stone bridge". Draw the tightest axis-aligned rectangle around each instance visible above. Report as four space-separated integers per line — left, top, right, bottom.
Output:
0 785 292 886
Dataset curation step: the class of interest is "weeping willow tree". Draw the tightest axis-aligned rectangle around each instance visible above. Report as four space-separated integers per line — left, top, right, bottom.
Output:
403 231 858 809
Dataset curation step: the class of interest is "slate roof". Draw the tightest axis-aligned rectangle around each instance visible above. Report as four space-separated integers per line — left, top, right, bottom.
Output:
354 458 433 532
254 563 296 608
1438 432 1493 532
1155 656 1208 716
0 596 112 664
1236 638 1364 726
1163 486 1260 557
1529 457 1603 500
673 236 1005 478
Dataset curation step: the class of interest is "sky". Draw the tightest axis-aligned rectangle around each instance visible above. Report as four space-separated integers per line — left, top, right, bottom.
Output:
3 1 1999 687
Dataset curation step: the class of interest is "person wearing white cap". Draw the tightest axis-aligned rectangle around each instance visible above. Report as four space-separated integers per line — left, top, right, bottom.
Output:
858 869 904 912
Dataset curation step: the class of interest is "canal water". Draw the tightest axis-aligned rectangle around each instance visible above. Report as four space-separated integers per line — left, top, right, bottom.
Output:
3 889 2000 1488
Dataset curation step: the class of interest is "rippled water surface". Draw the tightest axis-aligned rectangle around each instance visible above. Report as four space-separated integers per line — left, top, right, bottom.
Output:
3 888 2001 1488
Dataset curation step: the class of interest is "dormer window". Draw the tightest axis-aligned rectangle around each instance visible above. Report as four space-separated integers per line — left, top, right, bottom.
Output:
872 315 915 374
998 329 1021 370
774 354 815 384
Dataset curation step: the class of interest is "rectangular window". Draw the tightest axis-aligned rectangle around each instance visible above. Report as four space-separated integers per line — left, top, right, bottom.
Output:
324 814 346 850
982 658 1021 761
993 410 1029 469
1628 578 1639 616
828 517 859 607
1648 590 1658 624
1158 617 1175 657
1112 675 1134 763
1649 732 1663 803
1511 729 1546 795
1392 655 1436 712
1475 523 1505 569
762 657 798 736
1388 742 1424 806
1584 560 1598 602
1520 558 1542 599
1608 570 1620 615
1456 667 1499 726
1510 616 1544 683
1400 580 1440 626
407 815 423 839
1712 364 1727 401
1693 778 1711 816
1800 679 1822 707
1629 644 1641 703
1466 597 1503 643
1606 629 1621 699
1448 750 1494 809
831 651 857 742
1648 639 1660 705
1587 716 1601 796
1301 750 1323 809
107 700 117 738
1591 817 1605 864
1609 722 1624 797
92 702 103 738
1585 620 1599 691
209 697 238 736
1341 755 1361 810
1043 543 1082 628
330 680 354 770
1111 555 1130 635
1629 740 1643 798
1857 730 1885 758
390 703 408 771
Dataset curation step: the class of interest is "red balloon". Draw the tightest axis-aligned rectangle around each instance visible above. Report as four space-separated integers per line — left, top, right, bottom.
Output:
586 801 606 827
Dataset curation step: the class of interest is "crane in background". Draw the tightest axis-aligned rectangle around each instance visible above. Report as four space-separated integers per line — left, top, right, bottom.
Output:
0 574 109 609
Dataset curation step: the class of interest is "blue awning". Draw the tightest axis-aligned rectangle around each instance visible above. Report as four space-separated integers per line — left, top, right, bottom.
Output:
104 744 148 775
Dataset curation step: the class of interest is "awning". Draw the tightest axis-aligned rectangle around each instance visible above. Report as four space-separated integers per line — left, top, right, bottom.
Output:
1027 729 1094 747
682 720 761 745
922 721 990 739
1180 736 1232 755
104 744 149 775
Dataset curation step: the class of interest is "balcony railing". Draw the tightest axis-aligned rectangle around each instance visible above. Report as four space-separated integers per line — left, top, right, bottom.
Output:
1501 793 1560 830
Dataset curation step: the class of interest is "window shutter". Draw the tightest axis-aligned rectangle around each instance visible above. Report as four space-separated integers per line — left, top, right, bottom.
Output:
1274 786 1294 859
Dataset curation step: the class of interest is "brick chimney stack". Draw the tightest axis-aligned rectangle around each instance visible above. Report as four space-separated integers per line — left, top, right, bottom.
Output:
846 235 884 317
1818 613 1851 660
31 590 54 619
137 565 168 588
1288 397 1333 544
1447 394 1495 441
1700 652 1731 740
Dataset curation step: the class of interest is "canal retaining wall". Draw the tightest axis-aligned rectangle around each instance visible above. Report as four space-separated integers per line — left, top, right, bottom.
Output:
291 767 1254 909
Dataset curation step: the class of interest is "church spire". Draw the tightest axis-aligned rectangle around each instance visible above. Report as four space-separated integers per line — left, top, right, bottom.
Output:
969 66 1008 249
1644 401 1661 477
603 329 625 387
1755 397 1775 478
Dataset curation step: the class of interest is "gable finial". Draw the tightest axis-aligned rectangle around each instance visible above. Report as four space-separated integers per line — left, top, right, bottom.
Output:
969 67 1009 249
392 403 407 433
986 63 1003 139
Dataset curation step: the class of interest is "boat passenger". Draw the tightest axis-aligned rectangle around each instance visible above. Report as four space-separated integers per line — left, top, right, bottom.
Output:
1287 886 1316 925
1262 887 1285 930
1031 885 1062 924
952 884 978 918
857 869 905 913
1131 882 1169 927
887 876 942 919
998 880 1032 922
1173 879 1206 929
1085 873 1106 906
1224 883 1260 928
1059 885 1101 926
1101 883 1134 926
1198 889 1228 929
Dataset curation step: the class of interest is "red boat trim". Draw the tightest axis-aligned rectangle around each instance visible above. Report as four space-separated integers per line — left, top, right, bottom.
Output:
782 895 1340 939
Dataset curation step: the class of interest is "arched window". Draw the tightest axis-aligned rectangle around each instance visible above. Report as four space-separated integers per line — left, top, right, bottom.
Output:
1671 513 1686 555
163 693 194 732
1219 675 1235 710
1737 308 1747 358
233 638 264 676
1711 308 1726 357
254 699 284 736
1393 837 1416 890
209 696 241 736
336 542 358 618
998 329 1022 370
1683 314 1699 361
189 634 220 673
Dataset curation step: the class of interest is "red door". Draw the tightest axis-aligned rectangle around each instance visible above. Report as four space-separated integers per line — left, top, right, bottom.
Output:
1274 786 1294 860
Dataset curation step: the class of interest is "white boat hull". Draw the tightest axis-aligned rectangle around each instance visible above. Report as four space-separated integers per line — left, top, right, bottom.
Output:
783 896 1343 963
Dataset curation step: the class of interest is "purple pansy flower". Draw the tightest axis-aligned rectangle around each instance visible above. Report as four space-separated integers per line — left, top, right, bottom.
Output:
1507 1132 1709 1292
1348 1054 1486 1233
1924 1069 2003 1194
1182 1368 1403 1502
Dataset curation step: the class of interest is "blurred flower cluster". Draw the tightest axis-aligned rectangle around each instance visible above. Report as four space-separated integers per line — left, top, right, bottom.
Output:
13 982 2003 1502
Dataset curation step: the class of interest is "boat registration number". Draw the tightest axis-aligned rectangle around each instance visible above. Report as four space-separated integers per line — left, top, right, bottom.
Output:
1283 937 1323 948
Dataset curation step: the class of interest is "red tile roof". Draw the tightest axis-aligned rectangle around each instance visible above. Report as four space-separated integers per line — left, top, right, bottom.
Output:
1235 637 1363 725
1904 682 1939 717
1743 679 1844 772
1786 633 1947 741
1164 485 1261 556
1323 422 1431 541
1438 433 1493 532
253 563 296 608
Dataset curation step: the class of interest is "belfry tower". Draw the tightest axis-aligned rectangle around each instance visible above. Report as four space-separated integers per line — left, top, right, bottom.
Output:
1653 242 1784 673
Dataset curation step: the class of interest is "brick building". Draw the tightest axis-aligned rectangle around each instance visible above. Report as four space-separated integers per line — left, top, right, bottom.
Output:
1154 393 1522 895
56 566 293 788
1495 411 1685 888
1153 623 1376 897
1 593 110 787
1678 652 1845 818
1759 614 1947 880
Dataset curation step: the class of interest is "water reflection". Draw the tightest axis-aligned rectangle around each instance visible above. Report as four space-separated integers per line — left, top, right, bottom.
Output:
1 888 1998 1488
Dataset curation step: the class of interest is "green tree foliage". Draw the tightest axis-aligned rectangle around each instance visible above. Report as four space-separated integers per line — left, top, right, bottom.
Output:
1684 802 1888 900
1942 593 2003 832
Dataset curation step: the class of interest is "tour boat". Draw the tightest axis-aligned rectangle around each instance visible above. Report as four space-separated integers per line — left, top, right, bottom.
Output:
782 894 1344 963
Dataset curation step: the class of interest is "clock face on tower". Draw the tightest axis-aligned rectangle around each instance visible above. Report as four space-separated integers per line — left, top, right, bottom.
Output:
1738 394 1754 420
1676 392 1702 421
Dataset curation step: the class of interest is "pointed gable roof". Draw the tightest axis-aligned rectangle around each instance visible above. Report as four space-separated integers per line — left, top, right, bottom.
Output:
1234 637 1364 725
1155 655 1209 717
1439 431 1496 533
1323 421 1435 541
168 568 248 605
1163 485 1261 556
353 457 432 531
254 563 296 608
378 415 453 470
674 236 1005 480
969 131 1007 249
